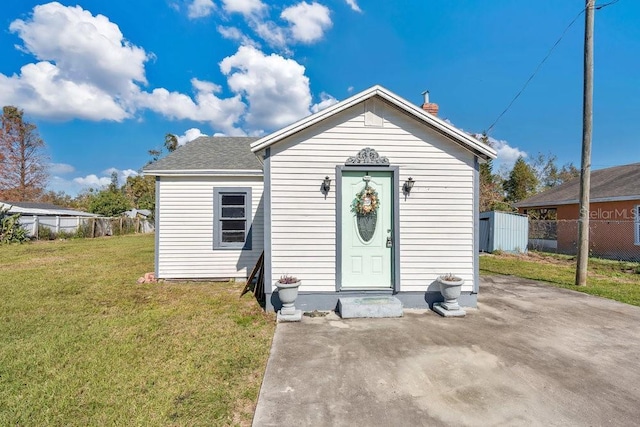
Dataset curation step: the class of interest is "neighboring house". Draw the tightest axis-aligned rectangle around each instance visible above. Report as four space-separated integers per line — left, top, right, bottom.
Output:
515 163 640 261
0 201 96 217
0 201 97 236
144 85 497 311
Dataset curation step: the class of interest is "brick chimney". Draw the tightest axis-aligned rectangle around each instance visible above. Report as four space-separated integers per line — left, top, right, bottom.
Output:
421 90 439 116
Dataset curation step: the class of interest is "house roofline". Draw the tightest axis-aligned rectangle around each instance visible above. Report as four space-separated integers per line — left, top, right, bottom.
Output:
250 85 497 160
516 194 640 208
143 169 263 177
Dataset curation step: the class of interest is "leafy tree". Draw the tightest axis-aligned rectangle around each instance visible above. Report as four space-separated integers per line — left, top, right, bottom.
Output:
530 153 579 190
503 156 539 203
124 174 155 211
165 133 178 152
88 190 131 217
547 162 579 188
147 133 179 165
85 171 131 216
478 133 507 211
0 106 48 201
38 190 75 208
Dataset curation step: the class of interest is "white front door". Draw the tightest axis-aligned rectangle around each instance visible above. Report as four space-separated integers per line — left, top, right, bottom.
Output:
341 170 393 288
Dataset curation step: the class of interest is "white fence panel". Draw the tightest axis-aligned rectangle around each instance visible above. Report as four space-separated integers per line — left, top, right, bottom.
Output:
17 215 154 238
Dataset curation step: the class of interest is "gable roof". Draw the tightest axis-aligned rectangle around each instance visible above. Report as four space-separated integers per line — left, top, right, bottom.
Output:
0 201 96 217
515 162 640 208
250 85 497 160
143 136 261 176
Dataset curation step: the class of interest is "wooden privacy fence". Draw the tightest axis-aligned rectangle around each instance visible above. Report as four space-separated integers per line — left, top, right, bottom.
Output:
19 215 154 239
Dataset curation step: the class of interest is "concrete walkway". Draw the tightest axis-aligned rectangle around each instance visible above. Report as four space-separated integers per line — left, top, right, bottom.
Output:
253 276 640 426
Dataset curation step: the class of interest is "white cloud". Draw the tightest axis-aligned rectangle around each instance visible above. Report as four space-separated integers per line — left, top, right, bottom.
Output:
73 174 111 187
104 167 138 180
281 2 332 44
1 3 338 136
176 128 208 145
1 3 247 131
221 0 266 17
347 86 354 93
73 168 138 189
135 78 246 134
311 92 338 113
48 167 139 195
1 2 149 121
345 0 362 13
220 45 312 131
217 26 259 47
49 162 75 175
251 20 289 50
0 62 129 121
188 0 216 18
9 3 147 93
475 134 527 171
491 138 527 165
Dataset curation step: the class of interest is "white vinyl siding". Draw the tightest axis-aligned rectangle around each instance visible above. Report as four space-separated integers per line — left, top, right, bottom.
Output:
268 98 476 292
157 176 263 279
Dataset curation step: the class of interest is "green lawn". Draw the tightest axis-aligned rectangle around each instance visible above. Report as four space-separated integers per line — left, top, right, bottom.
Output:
0 234 274 426
480 251 640 306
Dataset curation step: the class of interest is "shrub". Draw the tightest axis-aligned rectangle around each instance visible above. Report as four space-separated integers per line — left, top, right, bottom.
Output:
37 224 56 240
0 208 28 244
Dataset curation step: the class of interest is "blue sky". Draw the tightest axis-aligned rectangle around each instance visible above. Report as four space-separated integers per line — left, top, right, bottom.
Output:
1 0 638 195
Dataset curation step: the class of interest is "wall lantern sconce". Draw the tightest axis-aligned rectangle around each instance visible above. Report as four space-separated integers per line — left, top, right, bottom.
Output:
403 177 415 194
322 176 332 193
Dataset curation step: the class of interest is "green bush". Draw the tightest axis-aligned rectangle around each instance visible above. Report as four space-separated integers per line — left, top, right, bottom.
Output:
76 221 92 238
37 224 56 240
0 208 29 244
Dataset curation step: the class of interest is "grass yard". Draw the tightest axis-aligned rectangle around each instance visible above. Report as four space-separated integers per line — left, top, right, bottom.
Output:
0 234 275 426
480 251 640 306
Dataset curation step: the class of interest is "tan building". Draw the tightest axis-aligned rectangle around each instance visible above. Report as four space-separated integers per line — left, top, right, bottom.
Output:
515 163 640 261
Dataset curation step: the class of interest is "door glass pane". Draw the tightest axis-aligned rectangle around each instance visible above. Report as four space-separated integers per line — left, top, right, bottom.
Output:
222 207 245 218
222 231 246 242
222 194 245 206
222 220 246 231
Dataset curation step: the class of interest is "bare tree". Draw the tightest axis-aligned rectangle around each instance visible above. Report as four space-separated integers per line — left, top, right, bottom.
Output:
0 106 49 201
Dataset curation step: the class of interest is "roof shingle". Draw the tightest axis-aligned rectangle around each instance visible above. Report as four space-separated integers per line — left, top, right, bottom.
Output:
143 136 261 173
515 163 640 208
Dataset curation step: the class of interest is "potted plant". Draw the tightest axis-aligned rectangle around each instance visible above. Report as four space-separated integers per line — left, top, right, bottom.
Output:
434 273 465 316
275 275 302 321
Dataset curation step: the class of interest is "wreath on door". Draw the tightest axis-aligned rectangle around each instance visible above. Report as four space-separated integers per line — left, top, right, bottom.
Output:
351 185 379 242
351 186 379 216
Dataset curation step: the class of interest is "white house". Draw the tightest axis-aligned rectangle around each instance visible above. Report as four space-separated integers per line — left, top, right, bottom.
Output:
144 85 497 311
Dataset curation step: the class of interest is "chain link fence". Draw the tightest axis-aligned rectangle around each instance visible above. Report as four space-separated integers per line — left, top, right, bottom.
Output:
529 219 640 262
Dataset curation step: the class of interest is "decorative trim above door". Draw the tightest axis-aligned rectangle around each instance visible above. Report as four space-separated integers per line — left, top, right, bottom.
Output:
345 147 389 166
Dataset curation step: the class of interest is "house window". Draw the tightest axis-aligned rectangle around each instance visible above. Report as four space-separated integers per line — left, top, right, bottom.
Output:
214 188 252 249
635 205 640 246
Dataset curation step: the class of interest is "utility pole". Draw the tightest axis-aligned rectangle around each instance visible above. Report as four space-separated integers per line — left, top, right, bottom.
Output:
575 0 595 286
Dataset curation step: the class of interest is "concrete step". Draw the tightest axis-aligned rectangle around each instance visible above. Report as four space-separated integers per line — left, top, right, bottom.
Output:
338 296 403 319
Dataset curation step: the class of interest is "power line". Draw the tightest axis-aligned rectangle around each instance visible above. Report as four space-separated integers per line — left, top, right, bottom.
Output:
486 7 586 134
595 0 619 9
486 0 621 135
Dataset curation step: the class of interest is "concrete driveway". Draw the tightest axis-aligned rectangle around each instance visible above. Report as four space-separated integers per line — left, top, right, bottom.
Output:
252 276 640 426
